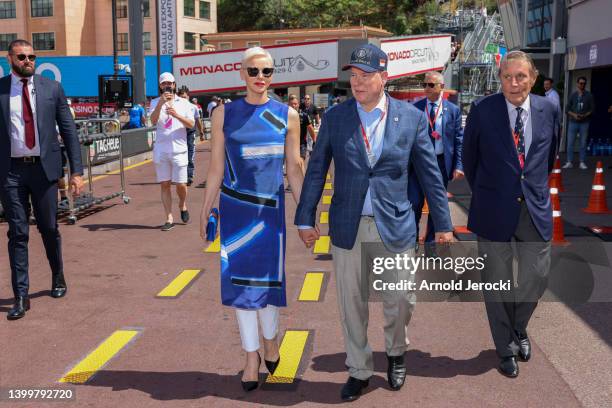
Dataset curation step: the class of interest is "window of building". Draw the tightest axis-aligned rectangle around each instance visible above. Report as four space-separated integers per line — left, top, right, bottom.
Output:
184 0 195 17
184 32 196 50
0 33 16 51
219 42 232 50
143 32 151 50
32 32 54 50
117 33 128 51
199 1 210 20
275 40 289 45
31 0 52 17
246 41 260 48
0 1 16 19
116 0 127 18
143 0 150 17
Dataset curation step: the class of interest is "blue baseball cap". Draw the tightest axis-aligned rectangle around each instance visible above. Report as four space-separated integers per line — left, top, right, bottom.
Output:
342 43 388 73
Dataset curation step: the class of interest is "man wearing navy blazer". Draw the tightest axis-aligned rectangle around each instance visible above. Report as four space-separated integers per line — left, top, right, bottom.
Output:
463 51 559 377
0 39 84 320
295 44 453 401
410 71 463 255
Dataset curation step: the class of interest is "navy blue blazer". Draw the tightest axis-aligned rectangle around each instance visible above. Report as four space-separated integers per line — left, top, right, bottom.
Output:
412 97 463 178
462 93 559 241
0 74 83 183
295 95 452 253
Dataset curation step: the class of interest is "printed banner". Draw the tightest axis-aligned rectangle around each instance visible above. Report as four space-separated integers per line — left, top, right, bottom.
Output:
381 35 452 79
158 0 177 55
174 40 339 93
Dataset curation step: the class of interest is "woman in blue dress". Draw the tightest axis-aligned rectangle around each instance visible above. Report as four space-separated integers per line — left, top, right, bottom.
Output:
199 47 305 391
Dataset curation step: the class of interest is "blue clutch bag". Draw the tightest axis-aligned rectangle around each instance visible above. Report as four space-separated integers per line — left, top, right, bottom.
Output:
206 208 219 241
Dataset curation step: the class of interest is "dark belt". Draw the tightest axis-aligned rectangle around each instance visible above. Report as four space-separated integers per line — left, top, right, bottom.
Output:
12 156 40 164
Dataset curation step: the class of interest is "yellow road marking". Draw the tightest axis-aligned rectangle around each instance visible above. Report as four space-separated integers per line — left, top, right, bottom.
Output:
84 159 152 184
266 330 309 384
319 211 328 224
322 195 332 205
326 173 331 180
313 236 330 254
298 272 325 301
324 182 332 190
204 236 220 253
59 329 140 384
157 269 201 297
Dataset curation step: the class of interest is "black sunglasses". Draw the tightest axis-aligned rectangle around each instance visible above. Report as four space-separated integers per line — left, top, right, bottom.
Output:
578 81 586 85
14 53 36 62
422 82 438 88
246 67 274 78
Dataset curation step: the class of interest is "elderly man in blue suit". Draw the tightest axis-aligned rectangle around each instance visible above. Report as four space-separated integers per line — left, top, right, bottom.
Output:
295 44 453 402
409 71 463 256
0 39 83 320
463 51 559 378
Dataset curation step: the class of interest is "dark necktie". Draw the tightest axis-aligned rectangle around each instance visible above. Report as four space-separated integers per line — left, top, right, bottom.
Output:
428 102 436 138
513 107 525 169
21 79 35 150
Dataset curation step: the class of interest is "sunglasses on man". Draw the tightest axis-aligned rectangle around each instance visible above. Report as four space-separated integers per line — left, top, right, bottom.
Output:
245 67 274 78
13 54 36 62
422 82 439 88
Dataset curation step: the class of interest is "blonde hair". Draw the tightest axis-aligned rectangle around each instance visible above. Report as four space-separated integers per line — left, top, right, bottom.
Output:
498 50 538 78
241 46 274 66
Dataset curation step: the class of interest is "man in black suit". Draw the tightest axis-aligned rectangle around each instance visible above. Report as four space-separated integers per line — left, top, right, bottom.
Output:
463 51 559 377
0 39 84 320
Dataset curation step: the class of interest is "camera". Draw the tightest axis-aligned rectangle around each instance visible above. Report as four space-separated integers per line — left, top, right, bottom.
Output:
163 86 173 94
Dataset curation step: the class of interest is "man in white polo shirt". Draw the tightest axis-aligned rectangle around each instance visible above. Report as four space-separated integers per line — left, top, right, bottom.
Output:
149 72 195 231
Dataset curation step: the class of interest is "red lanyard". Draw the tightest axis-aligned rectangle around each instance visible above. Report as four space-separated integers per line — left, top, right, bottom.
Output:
425 100 443 131
359 100 388 154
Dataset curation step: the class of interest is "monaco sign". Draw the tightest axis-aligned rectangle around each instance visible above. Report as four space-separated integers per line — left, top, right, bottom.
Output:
381 35 452 79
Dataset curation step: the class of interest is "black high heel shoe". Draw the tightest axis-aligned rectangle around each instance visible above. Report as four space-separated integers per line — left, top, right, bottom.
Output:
241 353 261 392
265 357 281 375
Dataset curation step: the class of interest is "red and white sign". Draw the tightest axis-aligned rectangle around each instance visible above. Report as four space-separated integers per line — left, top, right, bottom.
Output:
381 35 452 79
72 103 115 118
173 40 339 93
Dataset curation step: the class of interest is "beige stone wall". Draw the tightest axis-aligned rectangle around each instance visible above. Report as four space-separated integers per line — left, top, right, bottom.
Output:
0 1 217 56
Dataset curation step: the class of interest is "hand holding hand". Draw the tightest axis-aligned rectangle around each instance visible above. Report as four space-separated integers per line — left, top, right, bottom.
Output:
299 226 320 248
453 170 464 180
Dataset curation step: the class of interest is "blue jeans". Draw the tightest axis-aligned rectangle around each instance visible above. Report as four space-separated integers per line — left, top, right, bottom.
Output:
187 131 195 180
566 121 589 163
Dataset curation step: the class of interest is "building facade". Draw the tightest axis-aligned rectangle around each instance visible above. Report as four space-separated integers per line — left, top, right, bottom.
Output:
0 0 217 56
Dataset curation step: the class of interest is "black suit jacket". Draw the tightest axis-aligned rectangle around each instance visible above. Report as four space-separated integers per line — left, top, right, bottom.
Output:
0 74 83 183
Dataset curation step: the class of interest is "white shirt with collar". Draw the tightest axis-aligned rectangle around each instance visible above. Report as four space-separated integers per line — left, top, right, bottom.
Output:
10 73 40 157
426 95 444 155
506 95 533 158
356 93 387 216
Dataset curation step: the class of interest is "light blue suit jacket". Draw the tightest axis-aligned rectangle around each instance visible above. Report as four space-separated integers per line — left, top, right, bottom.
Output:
295 94 452 253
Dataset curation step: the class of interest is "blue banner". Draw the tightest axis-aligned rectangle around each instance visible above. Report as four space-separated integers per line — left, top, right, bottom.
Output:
0 55 173 97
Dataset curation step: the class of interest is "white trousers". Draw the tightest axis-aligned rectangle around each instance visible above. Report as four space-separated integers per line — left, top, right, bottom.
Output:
235 305 280 352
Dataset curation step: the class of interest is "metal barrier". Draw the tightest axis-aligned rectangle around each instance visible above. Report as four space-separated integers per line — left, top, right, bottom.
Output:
60 118 131 224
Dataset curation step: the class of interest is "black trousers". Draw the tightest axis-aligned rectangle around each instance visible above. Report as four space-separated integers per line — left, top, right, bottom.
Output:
0 160 64 298
477 202 551 358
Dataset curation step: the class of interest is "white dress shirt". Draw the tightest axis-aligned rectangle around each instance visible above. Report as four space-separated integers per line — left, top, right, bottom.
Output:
10 73 40 157
426 96 444 155
506 96 533 158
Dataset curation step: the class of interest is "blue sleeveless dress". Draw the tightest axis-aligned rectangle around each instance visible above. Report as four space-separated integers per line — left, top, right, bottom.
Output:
220 98 288 309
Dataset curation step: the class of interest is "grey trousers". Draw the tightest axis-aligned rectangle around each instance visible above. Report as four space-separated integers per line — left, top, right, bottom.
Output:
331 216 416 380
478 202 551 358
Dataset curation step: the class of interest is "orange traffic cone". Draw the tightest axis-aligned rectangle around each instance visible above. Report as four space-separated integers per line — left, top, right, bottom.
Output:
549 155 564 192
422 199 429 214
550 187 567 245
582 161 610 214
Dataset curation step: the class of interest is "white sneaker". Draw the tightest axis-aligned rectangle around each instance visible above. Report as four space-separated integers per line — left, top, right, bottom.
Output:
579 162 588 170
562 162 573 169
